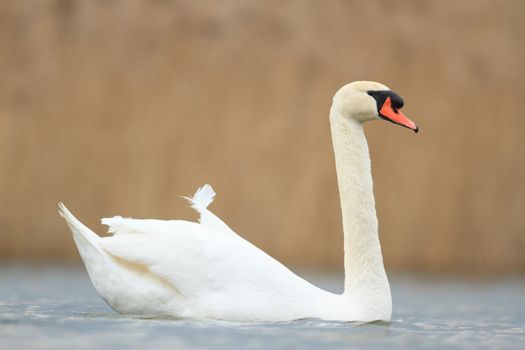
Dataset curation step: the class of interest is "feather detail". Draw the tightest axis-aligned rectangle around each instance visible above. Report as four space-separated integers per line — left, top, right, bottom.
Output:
183 184 216 214
58 202 101 245
183 184 238 236
101 216 135 235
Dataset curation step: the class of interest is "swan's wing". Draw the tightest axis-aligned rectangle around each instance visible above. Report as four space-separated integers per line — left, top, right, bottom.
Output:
99 219 317 300
183 184 238 237
100 184 237 237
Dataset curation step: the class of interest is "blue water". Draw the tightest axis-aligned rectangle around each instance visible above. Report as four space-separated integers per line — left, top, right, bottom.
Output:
1 265 524 349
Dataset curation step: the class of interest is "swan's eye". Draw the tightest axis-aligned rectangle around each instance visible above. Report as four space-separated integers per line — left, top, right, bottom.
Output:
391 96 404 110
368 90 404 113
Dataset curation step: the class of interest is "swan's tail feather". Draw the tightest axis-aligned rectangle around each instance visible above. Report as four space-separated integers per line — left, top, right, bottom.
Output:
183 184 216 215
58 202 102 250
58 204 117 306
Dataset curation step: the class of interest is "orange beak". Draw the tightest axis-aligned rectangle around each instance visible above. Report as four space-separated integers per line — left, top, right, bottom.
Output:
379 97 418 133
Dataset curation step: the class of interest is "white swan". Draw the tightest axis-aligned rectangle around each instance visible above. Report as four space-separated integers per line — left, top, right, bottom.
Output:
59 81 418 322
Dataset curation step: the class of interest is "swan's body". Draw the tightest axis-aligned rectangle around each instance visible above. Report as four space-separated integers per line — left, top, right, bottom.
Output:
59 81 417 322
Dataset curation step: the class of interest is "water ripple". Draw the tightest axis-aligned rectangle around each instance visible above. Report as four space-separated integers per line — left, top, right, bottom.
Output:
1 266 524 350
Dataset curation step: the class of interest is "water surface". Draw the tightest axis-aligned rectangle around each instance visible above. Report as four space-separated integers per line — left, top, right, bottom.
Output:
1 265 524 349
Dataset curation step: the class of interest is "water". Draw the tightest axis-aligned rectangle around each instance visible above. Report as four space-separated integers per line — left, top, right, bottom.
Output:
1 265 524 349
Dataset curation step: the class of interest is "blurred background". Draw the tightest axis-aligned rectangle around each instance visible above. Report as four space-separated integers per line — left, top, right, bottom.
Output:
1 0 524 275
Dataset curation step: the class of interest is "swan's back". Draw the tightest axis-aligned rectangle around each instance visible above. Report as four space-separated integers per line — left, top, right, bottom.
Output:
59 186 336 321
101 218 330 320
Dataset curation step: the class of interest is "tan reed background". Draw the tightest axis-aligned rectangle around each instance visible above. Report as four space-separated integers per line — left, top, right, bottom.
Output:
0 0 524 274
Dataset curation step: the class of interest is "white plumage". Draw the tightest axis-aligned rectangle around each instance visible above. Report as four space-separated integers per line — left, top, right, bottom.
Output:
183 184 216 214
59 187 339 321
59 81 417 321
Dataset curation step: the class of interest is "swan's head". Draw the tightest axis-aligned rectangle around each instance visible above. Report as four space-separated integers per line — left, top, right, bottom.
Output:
332 81 418 132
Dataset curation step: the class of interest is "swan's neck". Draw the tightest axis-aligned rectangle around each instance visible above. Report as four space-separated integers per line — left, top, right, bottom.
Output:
329 111 391 317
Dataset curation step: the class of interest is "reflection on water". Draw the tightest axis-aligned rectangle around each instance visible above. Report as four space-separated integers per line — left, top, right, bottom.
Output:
1 265 524 349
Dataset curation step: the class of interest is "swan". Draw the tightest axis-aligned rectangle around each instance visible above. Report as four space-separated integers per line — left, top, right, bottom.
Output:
59 81 418 322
